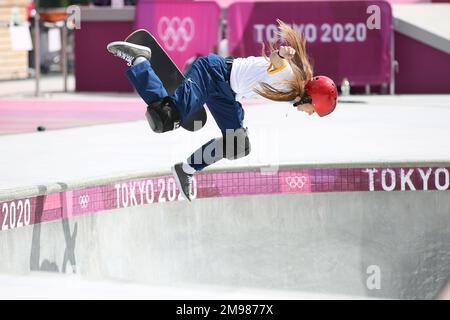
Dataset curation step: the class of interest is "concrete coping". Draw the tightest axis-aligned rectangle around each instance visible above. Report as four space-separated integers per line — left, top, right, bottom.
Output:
1 160 450 202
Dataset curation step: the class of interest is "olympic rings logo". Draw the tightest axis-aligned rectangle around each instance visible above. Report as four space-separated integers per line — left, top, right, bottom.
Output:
79 195 90 209
285 176 307 189
157 16 195 52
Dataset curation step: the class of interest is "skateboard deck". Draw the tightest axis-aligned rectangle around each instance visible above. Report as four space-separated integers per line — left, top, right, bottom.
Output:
125 29 207 132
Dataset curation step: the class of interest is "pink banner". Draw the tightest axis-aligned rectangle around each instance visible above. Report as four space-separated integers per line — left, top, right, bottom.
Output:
2 166 449 232
134 0 221 72
227 1 393 85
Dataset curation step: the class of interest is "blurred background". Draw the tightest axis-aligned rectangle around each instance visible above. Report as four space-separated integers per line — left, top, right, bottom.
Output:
0 0 448 134
1 0 449 91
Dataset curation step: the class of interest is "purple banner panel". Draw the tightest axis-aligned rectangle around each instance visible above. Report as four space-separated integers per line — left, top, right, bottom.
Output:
134 0 221 72
227 1 393 85
1 166 449 232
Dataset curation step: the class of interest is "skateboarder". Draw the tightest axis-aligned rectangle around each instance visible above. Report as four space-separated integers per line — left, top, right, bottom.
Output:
107 20 337 201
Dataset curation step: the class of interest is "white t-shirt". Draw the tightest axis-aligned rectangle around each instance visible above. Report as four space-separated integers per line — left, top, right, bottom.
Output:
229 56 295 101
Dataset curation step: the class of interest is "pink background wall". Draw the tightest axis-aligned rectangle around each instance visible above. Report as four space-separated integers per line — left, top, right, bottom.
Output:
134 1 220 72
395 32 450 93
196 0 431 7
74 0 449 93
74 22 134 92
226 1 393 86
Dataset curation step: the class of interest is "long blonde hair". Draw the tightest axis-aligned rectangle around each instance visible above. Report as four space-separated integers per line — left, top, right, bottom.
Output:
254 19 313 102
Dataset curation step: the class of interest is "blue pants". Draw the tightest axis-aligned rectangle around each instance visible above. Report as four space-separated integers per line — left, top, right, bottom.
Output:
126 54 245 171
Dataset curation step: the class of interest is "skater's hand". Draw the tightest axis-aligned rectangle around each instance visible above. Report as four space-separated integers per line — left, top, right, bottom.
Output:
296 103 315 116
269 46 295 69
278 46 296 60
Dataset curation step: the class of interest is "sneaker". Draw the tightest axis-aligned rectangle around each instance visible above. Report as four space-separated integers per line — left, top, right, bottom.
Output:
171 163 193 201
106 41 152 66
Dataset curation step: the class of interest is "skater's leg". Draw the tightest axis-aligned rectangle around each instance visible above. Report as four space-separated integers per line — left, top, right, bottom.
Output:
114 43 216 128
127 60 181 133
182 54 247 172
185 127 250 171
126 60 168 105
172 95 249 200
108 40 167 104
107 41 180 133
173 55 250 200
170 56 214 123
174 123 250 200
127 54 217 123
185 95 249 172
128 56 216 131
187 137 224 171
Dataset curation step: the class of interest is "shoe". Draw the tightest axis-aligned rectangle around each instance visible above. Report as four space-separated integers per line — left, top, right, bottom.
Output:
146 98 181 133
106 41 152 66
171 163 193 201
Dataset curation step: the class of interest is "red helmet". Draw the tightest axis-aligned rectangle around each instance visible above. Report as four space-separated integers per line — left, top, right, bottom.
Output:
305 76 337 117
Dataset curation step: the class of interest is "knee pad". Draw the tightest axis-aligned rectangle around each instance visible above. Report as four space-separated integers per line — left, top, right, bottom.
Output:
222 127 251 160
146 97 180 133
197 128 250 163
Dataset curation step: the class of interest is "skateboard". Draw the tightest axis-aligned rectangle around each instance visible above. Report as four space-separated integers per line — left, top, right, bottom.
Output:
125 29 207 132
